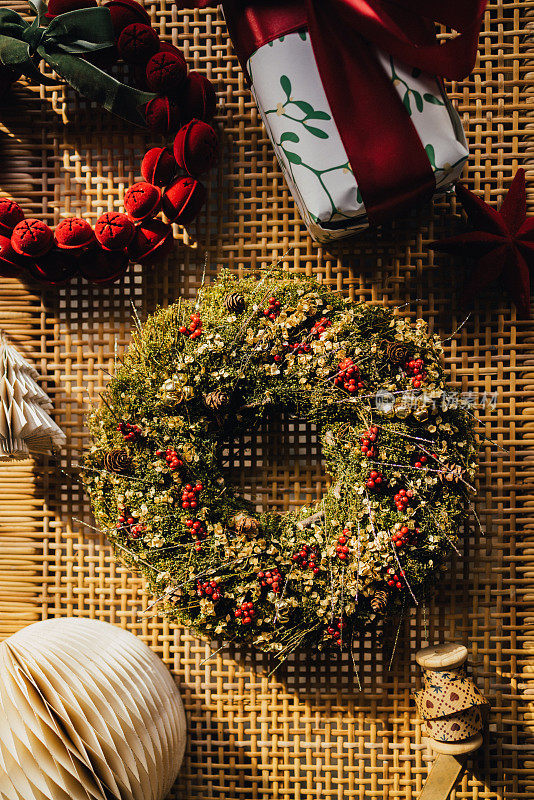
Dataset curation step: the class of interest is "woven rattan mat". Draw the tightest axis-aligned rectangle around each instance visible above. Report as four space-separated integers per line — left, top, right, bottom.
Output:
0 2 532 799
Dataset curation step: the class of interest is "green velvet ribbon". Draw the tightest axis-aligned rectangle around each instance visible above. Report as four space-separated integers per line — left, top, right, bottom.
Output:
0 0 156 126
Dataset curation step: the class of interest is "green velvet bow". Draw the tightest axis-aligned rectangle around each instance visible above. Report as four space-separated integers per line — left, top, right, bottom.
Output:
0 0 156 126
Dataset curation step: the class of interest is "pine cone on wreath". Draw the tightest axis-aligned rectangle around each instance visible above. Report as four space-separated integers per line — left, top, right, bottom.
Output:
224 293 246 314
382 341 410 365
438 463 464 483
232 514 260 537
104 448 132 474
370 590 388 612
204 390 230 412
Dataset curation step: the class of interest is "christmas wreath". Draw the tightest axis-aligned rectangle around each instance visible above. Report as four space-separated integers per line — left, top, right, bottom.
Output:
84 271 477 657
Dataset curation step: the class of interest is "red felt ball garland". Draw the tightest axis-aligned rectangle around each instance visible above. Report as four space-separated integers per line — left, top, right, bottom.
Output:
105 0 219 134
0 0 219 135
0 136 211 284
0 0 220 284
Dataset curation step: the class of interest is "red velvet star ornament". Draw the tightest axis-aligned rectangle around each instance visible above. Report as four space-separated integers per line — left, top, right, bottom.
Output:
432 168 534 318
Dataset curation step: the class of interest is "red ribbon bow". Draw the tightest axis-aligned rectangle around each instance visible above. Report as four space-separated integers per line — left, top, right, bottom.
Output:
181 0 487 224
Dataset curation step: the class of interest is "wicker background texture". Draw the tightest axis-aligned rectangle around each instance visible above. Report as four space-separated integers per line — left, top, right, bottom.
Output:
0 1 532 798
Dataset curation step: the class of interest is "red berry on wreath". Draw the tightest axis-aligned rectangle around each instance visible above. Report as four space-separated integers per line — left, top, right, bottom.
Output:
360 424 379 458
404 356 427 388
95 212 135 250
394 489 413 512
127 219 172 265
124 182 162 222
262 296 281 321
45 0 96 19
258 568 282 593
327 618 346 647
118 23 159 65
78 248 130 283
117 421 143 441
0 235 24 278
0 198 24 234
173 119 219 177
55 217 96 250
181 71 217 122
162 176 206 225
179 312 202 338
197 579 223 601
11 219 53 258
336 528 351 561
291 543 320 572
141 147 177 187
160 447 183 471
144 96 181 136
310 317 332 338
334 357 365 392
105 0 150 38
146 50 187 94
234 600 255 625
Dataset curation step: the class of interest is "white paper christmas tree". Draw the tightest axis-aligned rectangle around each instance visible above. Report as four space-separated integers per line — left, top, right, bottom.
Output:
0 333 66 460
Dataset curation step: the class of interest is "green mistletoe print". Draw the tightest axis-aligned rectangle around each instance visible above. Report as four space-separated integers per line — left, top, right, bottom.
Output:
391 59 445 116
263 74 360 219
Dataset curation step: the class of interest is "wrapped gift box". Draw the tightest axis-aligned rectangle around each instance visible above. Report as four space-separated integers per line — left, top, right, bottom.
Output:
248 31 468 242
183 0 486 244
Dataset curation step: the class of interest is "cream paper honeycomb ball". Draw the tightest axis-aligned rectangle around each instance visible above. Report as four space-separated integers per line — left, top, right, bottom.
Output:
0 617 186 800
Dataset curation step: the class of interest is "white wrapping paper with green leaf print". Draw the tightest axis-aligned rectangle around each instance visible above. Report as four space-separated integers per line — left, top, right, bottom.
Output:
247 30 468 243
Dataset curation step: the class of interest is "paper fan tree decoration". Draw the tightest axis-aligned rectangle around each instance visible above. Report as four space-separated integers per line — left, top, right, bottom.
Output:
0 333 65 459
0 617 187 800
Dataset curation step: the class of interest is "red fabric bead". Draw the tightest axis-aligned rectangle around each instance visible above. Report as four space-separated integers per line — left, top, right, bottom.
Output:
181 71 217 123
95 212 135 250
141 147 177 187
45 0 96 19
55 217 95 250
173 119 218 177
26 248 77 284
0 198 24 234
78 248 130 283
146 50 187 94
118 23 159 65
124 182 162 222
158 41 183 57
104 0 150 39
0 235 24 278
132 63 149 90
11 219 53 258
127 219 172 265
144 96 180 135
162 176 206 225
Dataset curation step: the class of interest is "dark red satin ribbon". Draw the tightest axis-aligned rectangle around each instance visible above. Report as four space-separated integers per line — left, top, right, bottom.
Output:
181 0 487 225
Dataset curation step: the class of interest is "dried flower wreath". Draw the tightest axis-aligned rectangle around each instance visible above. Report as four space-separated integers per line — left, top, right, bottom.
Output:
84 271 477 660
